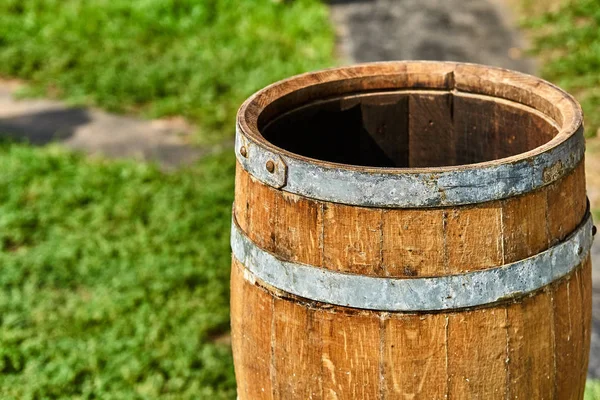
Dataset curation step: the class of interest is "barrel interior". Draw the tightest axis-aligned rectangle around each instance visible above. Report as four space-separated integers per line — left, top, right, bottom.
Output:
260 91 560 168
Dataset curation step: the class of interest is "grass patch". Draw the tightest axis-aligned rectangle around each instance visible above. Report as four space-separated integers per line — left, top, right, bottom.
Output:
587 380 600 400
0 142 236 399
0 0 335 143
593 208 600 223
0 0 337 397
520 0 600 137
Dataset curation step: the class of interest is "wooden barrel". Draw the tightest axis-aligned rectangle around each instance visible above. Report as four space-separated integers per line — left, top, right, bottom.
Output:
230 62 593 399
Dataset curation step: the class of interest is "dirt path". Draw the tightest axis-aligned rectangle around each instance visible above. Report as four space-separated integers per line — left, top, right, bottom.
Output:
0 80 205 170
330 0 534 72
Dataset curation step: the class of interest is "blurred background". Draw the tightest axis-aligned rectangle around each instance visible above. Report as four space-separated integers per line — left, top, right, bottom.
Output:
0 0 598 398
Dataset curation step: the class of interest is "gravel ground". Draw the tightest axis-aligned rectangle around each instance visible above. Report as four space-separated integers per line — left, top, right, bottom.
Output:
330 0 534 72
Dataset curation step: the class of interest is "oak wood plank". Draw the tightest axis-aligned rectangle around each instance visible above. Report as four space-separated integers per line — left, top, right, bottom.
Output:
448 308 508 399
234 162 250 232
231 259 274 400
384 313 448 399
506 291 554 399
230 259 247 397
246 176 278 252
553 269 584 400
502 190 548 263
547 166 580 245
409 92 455 167
453 95 499 165
274 192 323 266
579 257 593 398
361 95 409 167
323 204 382 275
382 209 445 277
446 205 503 273
273 298 322 399
320 311 381 399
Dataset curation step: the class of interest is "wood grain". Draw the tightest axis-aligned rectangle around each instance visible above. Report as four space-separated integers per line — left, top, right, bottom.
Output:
273 298 322 399
446 205 503 273
547 164 586 245
234 162 250 232
580 257 593 398
448 308 508 399
230 258 246 397
553 269 584 400
453 95 499 165
247 175 278 252
231 259 274 400
274 191 322 266
506 291 554 399
571 159 588 224
503 185 555 399
384 313 448 399
502 190 548 263
408 92 455 167
360 94 409 167
320 310 380 399
382 209 445 277
322 203 382 275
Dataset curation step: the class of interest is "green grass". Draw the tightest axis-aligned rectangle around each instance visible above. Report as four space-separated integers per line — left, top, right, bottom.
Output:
523 0 600 137
587 380 600 400
0 0 337 397
593 208 600 223
0 142 237 399
0 0 335 143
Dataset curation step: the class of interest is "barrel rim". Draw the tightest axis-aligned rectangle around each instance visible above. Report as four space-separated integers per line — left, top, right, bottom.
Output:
238 61 582 173
235 61 584 207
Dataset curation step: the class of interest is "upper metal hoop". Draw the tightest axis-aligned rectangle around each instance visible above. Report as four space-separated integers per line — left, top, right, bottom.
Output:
235 125 584 208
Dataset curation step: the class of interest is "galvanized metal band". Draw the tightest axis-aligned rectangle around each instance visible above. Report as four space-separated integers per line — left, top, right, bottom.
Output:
235 126 585 207
231 214 594 311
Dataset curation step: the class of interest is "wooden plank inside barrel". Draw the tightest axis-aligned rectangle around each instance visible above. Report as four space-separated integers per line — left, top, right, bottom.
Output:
231 62 593 399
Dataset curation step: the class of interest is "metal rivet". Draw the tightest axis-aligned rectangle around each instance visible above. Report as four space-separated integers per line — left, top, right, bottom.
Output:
239 146 247 158
593 225 597 236
266 160 275 173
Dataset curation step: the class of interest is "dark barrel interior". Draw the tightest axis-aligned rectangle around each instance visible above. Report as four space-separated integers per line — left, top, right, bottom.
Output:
259 91 559 168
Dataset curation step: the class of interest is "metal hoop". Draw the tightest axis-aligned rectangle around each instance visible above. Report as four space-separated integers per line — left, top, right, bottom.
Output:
231 213 593 311
235 125 584 208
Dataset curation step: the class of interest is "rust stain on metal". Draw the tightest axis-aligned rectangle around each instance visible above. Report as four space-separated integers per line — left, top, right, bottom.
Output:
543 160 564 184
266 160 275 173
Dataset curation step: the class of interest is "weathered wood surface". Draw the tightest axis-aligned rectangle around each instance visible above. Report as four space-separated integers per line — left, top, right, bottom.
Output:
240 163 585 278
232 165 589 399
231 62 590 399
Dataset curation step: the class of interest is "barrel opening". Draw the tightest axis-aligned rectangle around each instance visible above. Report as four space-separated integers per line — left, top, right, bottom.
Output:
260 91 560 168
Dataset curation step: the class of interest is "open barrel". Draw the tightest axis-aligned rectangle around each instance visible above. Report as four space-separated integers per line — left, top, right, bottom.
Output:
230 62 593 399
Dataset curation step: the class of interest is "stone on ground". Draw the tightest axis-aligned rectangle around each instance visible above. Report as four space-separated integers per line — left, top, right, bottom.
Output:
0 80 203 169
